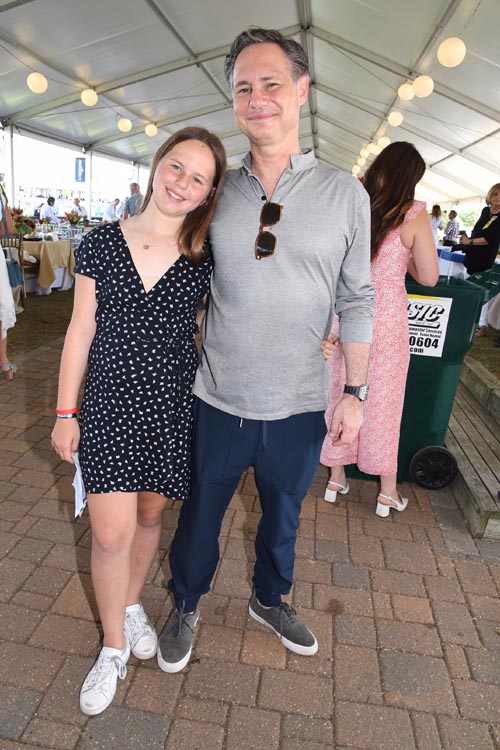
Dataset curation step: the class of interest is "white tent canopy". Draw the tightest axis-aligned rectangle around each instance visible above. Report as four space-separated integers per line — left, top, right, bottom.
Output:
0 0 499 204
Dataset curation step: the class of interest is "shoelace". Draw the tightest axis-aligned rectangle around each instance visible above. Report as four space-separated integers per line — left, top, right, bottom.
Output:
125 607 151 640
277 603 298 638
167 601 196 639
85 653 127 690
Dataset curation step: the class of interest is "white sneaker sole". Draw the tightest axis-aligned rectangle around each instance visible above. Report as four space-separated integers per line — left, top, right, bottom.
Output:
131 638 158 660
248 605 318 656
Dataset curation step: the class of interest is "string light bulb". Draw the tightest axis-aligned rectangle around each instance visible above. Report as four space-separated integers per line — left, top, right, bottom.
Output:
81 89 98 106
398 83 415 101
437 37 466 67
360 147 370 158
117 117 132 133
26 72 48 94
378 136 391 148
388 111 404 127
145 123 158 137
352 165 361 175
412 75 434 98
357 157 366 166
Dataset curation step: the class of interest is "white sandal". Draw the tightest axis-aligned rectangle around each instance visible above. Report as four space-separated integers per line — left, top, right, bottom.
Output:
324 479 350 504
375 492 408 518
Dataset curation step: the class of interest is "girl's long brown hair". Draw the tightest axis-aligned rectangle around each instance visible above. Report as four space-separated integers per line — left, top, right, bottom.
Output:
139 127 226 264
363 141 426 260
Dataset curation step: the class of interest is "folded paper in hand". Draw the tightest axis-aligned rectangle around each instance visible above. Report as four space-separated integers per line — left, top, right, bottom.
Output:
72 452 87 517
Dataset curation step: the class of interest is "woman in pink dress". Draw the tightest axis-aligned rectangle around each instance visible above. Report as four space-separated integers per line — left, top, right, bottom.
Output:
321 142 439 517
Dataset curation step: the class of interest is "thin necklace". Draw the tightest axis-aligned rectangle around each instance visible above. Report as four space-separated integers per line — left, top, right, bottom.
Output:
142 239 179 250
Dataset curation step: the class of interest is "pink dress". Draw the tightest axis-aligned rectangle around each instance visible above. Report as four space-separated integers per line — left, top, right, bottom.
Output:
320 200 426 476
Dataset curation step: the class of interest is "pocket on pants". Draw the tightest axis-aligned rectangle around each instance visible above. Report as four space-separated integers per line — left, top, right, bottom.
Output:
192 400 242 482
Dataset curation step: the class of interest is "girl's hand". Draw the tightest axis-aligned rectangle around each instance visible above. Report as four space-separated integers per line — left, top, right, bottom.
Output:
51 419 80 463
321 333 340 361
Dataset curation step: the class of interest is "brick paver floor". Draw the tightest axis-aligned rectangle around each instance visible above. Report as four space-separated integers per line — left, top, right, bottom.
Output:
2 337 500 749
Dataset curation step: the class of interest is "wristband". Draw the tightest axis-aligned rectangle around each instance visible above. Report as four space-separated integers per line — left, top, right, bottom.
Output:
56 413 78 420
56 408 78 415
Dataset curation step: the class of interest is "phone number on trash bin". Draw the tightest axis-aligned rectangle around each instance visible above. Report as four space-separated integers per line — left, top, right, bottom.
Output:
409 335 440 354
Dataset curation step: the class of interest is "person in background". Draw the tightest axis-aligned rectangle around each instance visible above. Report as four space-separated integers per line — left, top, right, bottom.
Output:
50 127 226 716
33 203 43 219
101 198 120 224
442 209 460 246
321 142 439 518
40 197 61 225
122 182 143 219
0 175 17 380
158 27 373 674
458 183 500 336
430 204 443 247
72 198 87 220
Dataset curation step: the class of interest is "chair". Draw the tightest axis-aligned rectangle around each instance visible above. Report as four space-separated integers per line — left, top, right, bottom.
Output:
2 234 27 305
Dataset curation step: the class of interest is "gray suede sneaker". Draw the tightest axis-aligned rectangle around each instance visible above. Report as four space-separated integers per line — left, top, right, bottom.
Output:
248 593 318 656
157 603 200 673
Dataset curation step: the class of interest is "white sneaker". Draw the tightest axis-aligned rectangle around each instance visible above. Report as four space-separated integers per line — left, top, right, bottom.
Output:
80 639 130 716
124 602 158 660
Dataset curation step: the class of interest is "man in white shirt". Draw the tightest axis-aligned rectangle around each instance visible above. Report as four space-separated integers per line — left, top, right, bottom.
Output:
72 198 87 219
101 199 120 224
40 197 60 225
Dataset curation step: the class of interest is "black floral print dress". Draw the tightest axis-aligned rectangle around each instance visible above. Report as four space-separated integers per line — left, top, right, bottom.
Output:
74 222 212 502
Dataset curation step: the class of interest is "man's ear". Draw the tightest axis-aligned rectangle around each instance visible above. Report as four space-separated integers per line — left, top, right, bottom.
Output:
297 75 309 106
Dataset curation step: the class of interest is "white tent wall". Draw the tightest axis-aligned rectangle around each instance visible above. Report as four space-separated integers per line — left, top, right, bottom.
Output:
0 0 499 206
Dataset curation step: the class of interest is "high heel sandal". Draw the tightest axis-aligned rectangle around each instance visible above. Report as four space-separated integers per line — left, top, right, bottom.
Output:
324 479 350 504
375 492 408 518
0 363 17 381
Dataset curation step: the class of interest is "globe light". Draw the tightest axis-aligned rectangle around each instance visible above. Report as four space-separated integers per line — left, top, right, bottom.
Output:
357 157 366 166
378 135 391 148
372 144 383 155
81 88 98 106
398 83 415 101
367 142 378 154
388 110 404 127
360 147 370 158
117 117 132 133
352 165 361 175
437 37 466 67
26 72 48 94
145 123 158 137
412 75 434 98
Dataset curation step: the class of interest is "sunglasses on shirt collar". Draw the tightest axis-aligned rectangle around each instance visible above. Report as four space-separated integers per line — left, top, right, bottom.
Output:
255 201 283 260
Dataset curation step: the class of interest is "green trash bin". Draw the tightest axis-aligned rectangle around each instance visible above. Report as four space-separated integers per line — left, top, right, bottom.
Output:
345 275 487 489
398 275 487 488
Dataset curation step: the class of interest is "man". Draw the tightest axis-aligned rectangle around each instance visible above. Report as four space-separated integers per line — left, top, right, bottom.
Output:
101 198 119 224
157 28 374 672
40 197 60 225
122 182 143 219
72 197 87 219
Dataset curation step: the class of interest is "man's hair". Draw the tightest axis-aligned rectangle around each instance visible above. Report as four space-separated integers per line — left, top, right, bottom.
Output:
130 182 140 192
224 28 309 88
47 197 55 205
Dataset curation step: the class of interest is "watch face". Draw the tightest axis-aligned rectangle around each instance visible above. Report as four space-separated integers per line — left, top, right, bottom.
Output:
358 386 369 401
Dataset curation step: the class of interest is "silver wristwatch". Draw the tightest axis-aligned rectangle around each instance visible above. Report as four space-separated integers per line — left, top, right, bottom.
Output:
343 385 369 401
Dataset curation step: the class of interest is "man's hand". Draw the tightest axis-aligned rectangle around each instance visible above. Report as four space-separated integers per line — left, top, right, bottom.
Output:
328 395 364 446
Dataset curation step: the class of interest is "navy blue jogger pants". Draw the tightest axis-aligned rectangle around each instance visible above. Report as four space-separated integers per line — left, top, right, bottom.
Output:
168 399 327 611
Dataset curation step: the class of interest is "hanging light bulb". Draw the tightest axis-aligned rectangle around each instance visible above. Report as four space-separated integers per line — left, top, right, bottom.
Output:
398 83 415 101
412 75 434 98
388 111 404 127
352 165 361 175
81 88 98 107
360 147 370 158
26 72 48 94
372 144 383 155
145 123 158 137
357 157 366 166
378 135 391 148
437 37 466 67
367 142 378 154
117 117 132 133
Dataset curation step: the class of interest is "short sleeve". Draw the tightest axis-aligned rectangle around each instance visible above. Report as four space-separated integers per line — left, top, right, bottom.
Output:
74 229 101 280
199 255 213 297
